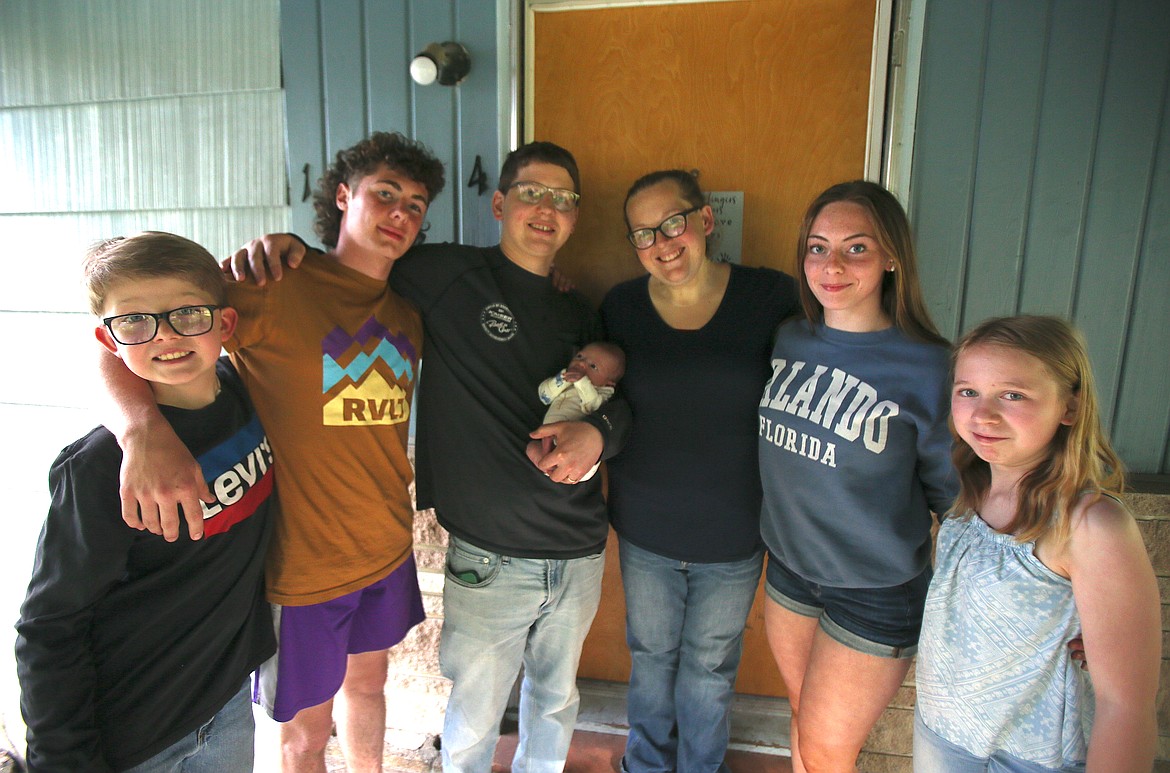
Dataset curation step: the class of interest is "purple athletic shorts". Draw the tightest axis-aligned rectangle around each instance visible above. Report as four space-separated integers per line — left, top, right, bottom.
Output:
256 554 424 722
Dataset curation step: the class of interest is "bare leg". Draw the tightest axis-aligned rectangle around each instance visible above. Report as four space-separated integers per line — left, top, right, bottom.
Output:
334 649 390 773
764 598 818 773
796 629 909 772
280 699 334 773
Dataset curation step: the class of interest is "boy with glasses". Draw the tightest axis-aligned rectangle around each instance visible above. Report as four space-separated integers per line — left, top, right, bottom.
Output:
207 141 631 772
16 232 275 772
99 132 445 772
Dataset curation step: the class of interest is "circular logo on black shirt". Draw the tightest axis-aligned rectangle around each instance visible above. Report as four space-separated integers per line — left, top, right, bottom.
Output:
480 303 518 341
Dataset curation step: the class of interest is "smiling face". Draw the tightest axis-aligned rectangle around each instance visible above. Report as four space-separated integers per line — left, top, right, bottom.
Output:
335 163 429 276
96 276 237 409
951 343 1077 477
802 200 893 332
493 161 579 274
624 179 713 287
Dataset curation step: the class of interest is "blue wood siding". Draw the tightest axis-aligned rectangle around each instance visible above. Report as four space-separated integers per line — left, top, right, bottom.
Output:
280 0 503 249
911 0 1170 474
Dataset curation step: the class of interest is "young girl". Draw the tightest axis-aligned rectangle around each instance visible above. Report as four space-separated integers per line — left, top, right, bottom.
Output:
758 180 956 772
914 315 1160 773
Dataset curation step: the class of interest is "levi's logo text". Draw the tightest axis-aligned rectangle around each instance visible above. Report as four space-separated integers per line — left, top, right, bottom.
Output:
758 359 901 467
198 414 273 535
321 316 419 426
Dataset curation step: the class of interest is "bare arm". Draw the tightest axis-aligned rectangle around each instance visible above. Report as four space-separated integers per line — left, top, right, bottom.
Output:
1064 496 1160 772
97 348 212 541
223 233 308 284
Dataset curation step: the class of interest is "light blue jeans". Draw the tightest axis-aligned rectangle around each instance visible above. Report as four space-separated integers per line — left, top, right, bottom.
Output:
440 535 605 773
122 679 253 772
913 710 1085 773
619 538 763 773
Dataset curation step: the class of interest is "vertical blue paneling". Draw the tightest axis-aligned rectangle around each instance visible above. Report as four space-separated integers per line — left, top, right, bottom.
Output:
1114 76 1170 472
411 4 459 245
321 0 370 154
279 0 501 249
281 0 327 244
910 2 990 339
1018 0 1112 315
455 1 504 246
1072 0 1170 427
911 0 1170 473
961 0 1049 324
364 0 411 134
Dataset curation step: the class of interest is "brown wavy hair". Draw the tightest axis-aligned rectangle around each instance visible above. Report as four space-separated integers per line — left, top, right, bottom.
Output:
949 315 1124 546
796 180 948 347
313 132 445 248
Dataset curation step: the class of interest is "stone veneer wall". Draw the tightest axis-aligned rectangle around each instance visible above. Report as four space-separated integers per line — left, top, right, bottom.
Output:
387 492 1170 772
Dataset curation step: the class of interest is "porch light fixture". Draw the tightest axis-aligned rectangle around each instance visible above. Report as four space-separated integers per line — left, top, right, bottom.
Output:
410 42 471 86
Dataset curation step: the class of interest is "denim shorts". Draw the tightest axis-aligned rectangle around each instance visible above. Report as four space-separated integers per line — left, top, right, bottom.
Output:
764 552 929 658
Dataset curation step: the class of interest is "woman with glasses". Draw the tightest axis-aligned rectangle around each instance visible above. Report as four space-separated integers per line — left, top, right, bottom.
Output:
757 181 955 772
599 170 799 772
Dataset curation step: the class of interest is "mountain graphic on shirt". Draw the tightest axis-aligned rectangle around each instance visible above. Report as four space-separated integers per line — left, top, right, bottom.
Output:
321 316 417 426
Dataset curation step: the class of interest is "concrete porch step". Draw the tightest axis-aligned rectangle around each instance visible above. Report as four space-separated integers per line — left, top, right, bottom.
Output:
573 678 793 758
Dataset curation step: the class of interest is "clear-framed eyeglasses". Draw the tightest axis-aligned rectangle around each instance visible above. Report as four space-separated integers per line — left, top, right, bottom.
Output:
627 205 702 250
507 181 580 212
102 305 220 345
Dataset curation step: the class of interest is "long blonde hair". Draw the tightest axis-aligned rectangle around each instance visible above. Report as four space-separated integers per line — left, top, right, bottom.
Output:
796 180 948 347
949 315 1124 545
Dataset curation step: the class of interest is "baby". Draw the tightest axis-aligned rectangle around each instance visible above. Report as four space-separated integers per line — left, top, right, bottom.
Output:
526 341 625 480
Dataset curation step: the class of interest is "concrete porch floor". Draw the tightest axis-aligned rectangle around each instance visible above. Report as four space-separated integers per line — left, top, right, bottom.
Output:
309 678 794 772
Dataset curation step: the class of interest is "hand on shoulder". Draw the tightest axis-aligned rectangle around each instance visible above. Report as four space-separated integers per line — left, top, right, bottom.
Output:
225 233 308 285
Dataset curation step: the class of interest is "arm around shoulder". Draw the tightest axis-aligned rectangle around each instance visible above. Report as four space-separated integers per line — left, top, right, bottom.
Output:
226 232 310 284
96 346 211 541
1065 494 1160 773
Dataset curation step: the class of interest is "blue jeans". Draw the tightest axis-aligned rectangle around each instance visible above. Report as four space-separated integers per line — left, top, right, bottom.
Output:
122 679 254 772
913 710 1085 773
619 539 763 773
440 535 605 773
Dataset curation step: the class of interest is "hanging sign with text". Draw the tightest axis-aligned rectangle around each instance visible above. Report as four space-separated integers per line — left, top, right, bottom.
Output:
706 191 743 264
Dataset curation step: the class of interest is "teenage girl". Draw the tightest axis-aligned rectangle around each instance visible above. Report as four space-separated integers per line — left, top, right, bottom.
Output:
758 180 957 771
914 315 1159 772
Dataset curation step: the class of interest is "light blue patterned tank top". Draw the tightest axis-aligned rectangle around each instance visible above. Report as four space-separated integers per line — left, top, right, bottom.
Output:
916 513 1093 768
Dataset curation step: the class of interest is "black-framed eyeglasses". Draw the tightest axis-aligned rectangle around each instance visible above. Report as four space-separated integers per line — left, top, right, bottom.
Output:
507 181 580 212
102 305 220 345
627 205 703 250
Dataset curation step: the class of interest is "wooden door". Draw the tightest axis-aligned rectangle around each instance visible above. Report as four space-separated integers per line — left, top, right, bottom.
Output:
530 0 879 697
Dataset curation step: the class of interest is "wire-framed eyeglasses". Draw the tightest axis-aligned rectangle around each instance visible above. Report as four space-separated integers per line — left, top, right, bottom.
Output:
102 305 220 345
507 181 580 212
627 205 703 250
